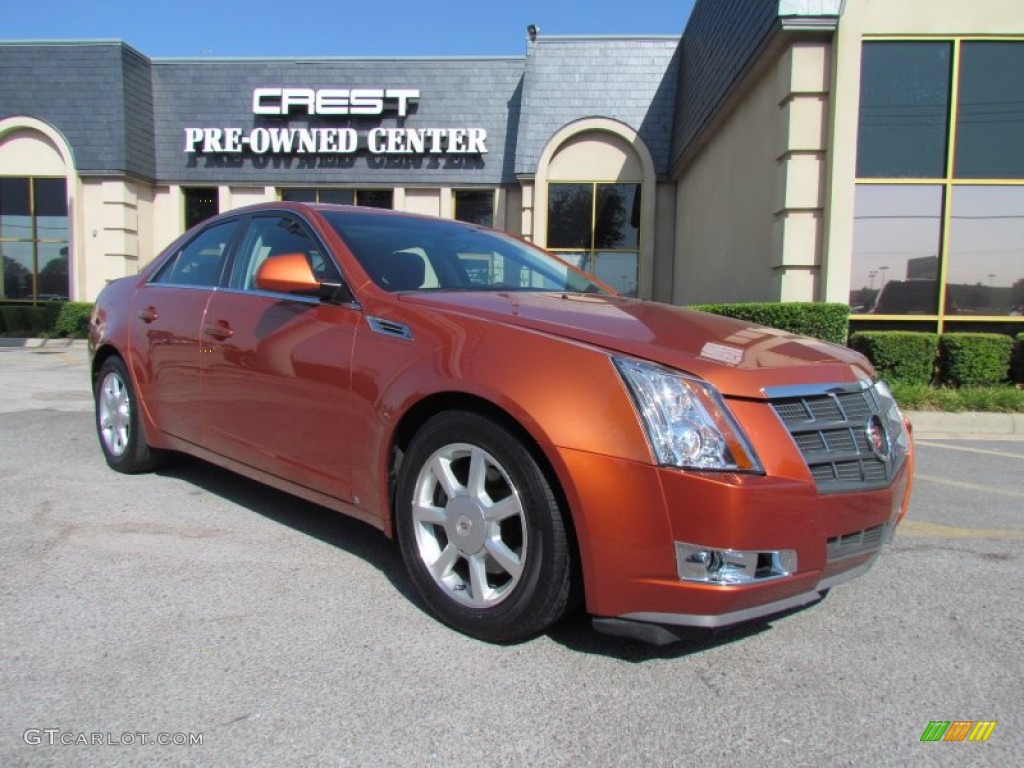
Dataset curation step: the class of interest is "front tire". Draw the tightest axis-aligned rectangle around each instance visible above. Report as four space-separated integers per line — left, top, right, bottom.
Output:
95 356 165 473
395 411 574 643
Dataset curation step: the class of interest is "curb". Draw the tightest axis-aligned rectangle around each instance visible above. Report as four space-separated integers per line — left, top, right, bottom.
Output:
0 337 89 350
906 411 1024 440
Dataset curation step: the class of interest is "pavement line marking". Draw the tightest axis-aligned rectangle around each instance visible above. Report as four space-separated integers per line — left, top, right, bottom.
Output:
915 440 1024 461
915 473 1024 500
899 519 1024 540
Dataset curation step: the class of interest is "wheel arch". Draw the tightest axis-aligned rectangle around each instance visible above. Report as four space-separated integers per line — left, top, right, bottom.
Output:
386 391 585 606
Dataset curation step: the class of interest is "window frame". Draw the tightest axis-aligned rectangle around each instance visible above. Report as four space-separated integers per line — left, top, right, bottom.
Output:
0 176 69 303
852 36 1024 333
546 180 642 297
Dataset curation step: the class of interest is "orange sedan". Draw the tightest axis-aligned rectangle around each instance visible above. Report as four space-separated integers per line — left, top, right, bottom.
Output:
90 202 913 644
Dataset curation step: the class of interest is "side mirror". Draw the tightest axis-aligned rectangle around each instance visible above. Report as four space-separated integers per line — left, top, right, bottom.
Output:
254 252 352 303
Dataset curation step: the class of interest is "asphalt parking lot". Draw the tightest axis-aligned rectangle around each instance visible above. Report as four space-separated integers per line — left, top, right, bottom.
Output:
1 344 1021 766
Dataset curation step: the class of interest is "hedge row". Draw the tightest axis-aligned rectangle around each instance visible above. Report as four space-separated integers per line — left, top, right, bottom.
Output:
0 302 93 338
688 302 850 345
850 331 1018 387
1013 333 1024 385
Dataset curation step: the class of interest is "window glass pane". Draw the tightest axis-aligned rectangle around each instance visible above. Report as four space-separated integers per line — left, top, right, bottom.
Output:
232 216 337 290
355 190 393 209
595 184 640 249
317 189 355 205
593 251 638 297
156 220 238 287
33 178 67 217
955 42 1024 179
547 184 593 249
0 178 32 241
37 242 69 300
851 185 943 315
280 188 318 203
183 187 219 229
322 209 606 294
857 42 951 178
454 190 494 227
1 241 34 299
946 186 1024 316
35 179 68 243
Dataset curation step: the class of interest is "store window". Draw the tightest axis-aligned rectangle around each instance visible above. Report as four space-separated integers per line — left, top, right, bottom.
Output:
851 39 1024 332
280 188 393 209
183 187 219 230
547 182 641 296
0 177 69 302
453 190 494 227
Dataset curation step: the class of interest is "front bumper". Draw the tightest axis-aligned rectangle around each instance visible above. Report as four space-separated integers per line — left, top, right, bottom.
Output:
554 434 912 640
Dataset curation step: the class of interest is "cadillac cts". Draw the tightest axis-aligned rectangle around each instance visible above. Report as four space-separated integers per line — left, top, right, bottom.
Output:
89 202 914 644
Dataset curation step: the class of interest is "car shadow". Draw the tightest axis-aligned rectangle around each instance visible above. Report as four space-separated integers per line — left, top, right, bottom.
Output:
156 456 818 659
155 457 419 605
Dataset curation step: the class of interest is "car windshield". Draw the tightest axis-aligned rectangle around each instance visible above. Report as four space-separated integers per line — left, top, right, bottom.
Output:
321 210 608 294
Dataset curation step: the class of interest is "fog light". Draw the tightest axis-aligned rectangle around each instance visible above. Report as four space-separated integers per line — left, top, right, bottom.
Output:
675 542 797 585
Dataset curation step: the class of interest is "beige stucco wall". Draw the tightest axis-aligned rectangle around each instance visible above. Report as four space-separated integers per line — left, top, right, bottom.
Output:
822 0 1024 304
674 40 833 305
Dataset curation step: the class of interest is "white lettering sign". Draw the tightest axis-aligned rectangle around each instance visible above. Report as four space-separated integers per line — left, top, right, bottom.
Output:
185 127 487 155
183 87 487 157
252 88 419 117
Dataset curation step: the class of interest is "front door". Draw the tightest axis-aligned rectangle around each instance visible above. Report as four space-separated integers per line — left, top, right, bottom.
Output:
200 213 358 502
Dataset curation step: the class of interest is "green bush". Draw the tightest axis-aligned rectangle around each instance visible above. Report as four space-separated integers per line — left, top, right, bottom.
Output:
53 302 94 338
891 382 1024 412
937 333 1014 387
687 302 849 345
0 305 45 335
0 302 94 337
1013 333 1024 385
848 331 937 384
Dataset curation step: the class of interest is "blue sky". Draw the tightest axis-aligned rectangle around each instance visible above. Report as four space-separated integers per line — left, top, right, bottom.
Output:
4 1 696 57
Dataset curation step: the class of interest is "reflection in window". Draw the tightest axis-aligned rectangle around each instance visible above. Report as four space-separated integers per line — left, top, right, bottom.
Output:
547 184 593 249
453 190 494 227
153 220 239 288
857 42 952 179
850 185 943 315
281 188 393 209
955 42 1024 179
852 40 1024 331
947 186 1024 316
0 177 68 301
547 182 641 296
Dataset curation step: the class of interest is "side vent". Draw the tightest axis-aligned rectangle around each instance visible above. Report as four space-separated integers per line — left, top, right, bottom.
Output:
367 316 414 341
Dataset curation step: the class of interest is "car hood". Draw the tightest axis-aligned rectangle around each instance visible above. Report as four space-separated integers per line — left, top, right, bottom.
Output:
399 292 873 399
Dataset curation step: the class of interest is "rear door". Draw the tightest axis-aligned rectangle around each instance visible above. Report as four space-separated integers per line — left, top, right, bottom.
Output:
128 218 240 445
200 213 359 502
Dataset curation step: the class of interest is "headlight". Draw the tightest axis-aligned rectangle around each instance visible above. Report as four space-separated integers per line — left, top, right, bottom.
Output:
613 357 762 472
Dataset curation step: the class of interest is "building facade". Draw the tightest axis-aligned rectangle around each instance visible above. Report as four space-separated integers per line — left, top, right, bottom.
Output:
2 0 1022 336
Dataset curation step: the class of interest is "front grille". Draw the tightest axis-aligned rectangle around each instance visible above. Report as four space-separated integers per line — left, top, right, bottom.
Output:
768 382 909 493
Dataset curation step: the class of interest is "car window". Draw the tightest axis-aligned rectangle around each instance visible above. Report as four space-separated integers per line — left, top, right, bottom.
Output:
230 215 340 291
152 220 239 287
321 210 607 294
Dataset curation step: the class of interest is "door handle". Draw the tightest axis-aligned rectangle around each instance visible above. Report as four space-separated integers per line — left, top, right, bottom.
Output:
203 321 234 341
137 306 158 323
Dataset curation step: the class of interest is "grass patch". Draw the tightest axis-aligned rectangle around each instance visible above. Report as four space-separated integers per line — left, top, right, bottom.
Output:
890 382 1024 412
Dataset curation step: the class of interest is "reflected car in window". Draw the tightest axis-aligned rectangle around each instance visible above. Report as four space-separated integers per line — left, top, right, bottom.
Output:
89 202 914 644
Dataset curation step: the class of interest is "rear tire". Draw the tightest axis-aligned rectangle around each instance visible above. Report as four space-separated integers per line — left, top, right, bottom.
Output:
95 356 165 473
395 411 574 643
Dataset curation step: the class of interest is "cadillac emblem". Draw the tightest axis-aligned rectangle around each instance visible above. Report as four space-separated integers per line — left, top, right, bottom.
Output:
865 415 890 461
